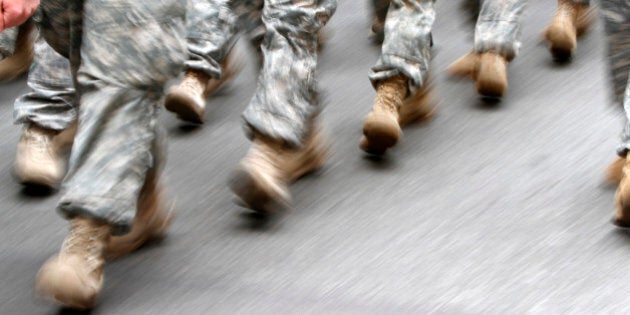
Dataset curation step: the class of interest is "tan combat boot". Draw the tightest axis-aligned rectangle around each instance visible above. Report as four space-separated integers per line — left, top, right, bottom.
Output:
398 81 436 127
35 218 111 309
0 22 35 81
447 51 508 98
105 172 173 259
230 127 329 213
614 157 630 227
544 0 592 60
204 52 242 97
361 74 407 155
14 123 76 189
166 52 242 124
476 52 508 98
165 69 211 124
446 51 477 78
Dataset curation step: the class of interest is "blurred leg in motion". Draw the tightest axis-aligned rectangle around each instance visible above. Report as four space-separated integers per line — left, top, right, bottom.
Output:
361 0 436 155
614 76 630 226
230 0 336 214
602 0 630 185
165 0 247 124
13 38 77 189
543 0 593 61
447 0 526 98
33 0 186 309
0 20 35 81
593 0 630 225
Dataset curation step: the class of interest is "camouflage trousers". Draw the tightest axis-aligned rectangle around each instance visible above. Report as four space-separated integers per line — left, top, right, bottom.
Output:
369 0 435 92
474 0 590 59
243 0 336 146
604 0 630 155
38 0 186 235
187 0 336 146
601 0 629 107
0 26 20 58
473 0 527 60
186 0 264 79
13 37 77 131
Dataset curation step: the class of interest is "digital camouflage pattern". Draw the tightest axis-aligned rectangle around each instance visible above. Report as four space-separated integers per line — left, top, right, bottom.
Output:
242 0 337 147
0 26 19 58
186 0 336 147
38 0 186 235
186 0 265 79
369 0 436 93
473 0 526 60
14 37 76 131
601 0 629 107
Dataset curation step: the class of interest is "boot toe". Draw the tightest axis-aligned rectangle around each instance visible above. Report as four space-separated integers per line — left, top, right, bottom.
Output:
545 25 576 61
229 167 290 214
164 88 205 124
361 113 401 154
35 256 99 309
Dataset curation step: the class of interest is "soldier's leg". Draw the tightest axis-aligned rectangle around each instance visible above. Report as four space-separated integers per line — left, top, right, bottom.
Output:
544 0 593 61
602 0 630 184
230 0 336 213
165 0 240 124
34 0 186 309
613 75 630 226
361 0 436 155
597 0 630 226
13 38 77 188
447 0 526 98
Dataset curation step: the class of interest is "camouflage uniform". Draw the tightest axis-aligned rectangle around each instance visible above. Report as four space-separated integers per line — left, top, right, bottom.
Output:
368 0 435 92
14 37 76 131
0 26 19 58
186 0 264 79
473 0 527 60
473 0 590 60
604 0 630 155
176 0 335 146
601 0 629 107
38 0 186 235
242 0 337 147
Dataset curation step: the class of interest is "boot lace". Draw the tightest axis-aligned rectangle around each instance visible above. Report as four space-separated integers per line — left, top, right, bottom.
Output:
60 220 108 273
375 79 406 114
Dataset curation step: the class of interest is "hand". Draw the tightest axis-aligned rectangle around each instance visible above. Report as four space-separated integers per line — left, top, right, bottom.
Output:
0 0 39 32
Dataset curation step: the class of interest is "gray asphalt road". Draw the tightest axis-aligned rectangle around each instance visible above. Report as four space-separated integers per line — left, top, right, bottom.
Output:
0 1 627 314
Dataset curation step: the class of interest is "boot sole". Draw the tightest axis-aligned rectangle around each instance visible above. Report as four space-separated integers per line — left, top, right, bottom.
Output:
164 92 205 124
545 26 576 61
14 169 59 190
229 168 290 214
37 291 95 310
